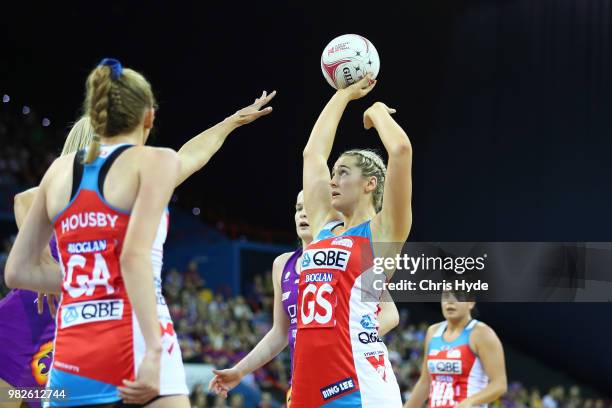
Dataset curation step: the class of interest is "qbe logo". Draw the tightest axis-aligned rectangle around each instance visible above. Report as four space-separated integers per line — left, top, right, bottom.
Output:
301 248 350 272
60 299 124 329
358 331 383 345
427 359 463 375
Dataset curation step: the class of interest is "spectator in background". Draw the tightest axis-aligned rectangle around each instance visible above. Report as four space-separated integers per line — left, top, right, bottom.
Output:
212 395 229 408
566 385 582 408
257 392 278 408
185 261 205 290
543 386 564 408
229 394 244 408
190 384 208 408
530 388 543 408
233 296 253 321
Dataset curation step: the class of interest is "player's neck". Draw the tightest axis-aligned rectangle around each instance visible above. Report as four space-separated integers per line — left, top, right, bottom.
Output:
446 315 471 333
100 128 145 146
342 205 376 230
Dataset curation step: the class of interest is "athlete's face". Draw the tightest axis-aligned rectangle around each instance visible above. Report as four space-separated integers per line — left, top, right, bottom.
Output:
330 155 374 214
441 292 475 321
295 191 312 243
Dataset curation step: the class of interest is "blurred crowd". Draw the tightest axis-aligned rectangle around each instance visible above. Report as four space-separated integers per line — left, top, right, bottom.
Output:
0 106 61 187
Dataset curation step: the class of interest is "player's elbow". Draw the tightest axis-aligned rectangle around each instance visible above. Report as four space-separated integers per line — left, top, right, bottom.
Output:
389 140 412 158
498 379 508 396
302 146 325 160
14 191 26 207
4 259 21 289
390 311 400 330
492 378 507 398
302 146 315 159
119 250 149 273
4 270 16 289
385 307 400 332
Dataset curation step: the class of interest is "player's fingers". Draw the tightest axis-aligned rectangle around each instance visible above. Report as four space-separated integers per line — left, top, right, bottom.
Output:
48 295 57 316
119 383 155 403
239 107 273 120
354 73 371 89
37 293 44 314
258 106 273 115
262 90 277 104
361 79 377 95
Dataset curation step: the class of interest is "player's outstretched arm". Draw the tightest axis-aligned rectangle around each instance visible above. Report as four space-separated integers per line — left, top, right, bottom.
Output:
366 102 413 243
303 74 376 237
209 252 292 398
175 90 275 187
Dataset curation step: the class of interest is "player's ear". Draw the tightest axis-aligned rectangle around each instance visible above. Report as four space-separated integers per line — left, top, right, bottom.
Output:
143 108 155 130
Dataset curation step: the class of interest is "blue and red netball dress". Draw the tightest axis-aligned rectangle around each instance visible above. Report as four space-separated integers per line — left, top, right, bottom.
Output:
290 220 402 407
48 144 187 406
426 320 489 408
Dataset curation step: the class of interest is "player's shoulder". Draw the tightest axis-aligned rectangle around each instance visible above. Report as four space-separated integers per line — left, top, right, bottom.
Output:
129 146 179 174
40 152 76 185
426 321 444 339
14 186 39 203
132 145 177 161
273 251 296 270
471 321 499 341
272 251 298 283
51 151 77 168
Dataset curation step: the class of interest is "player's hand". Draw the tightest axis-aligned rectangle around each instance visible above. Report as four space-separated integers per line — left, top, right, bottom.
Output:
363 102 396 130
36 292 58 317
208 367 243 398
456 400 474 408
118 349 161 404
339 73 377 101
228 90 276 126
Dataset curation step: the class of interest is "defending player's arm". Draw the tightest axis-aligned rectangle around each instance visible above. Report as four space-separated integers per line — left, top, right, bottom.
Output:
14 187 55 265
175 91 275 186
378 290 399 336
14 187 61 312
209 252 292 397
303 75 376 237
5 161 64 293
117 147 180 404
403 324 437 408
366 102 413 243
457 324 507 407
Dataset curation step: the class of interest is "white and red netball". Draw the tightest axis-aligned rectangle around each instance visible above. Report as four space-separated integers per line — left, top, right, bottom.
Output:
320 34 380 89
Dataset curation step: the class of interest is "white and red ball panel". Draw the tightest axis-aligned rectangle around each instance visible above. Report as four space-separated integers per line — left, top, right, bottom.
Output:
320 34 380 89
